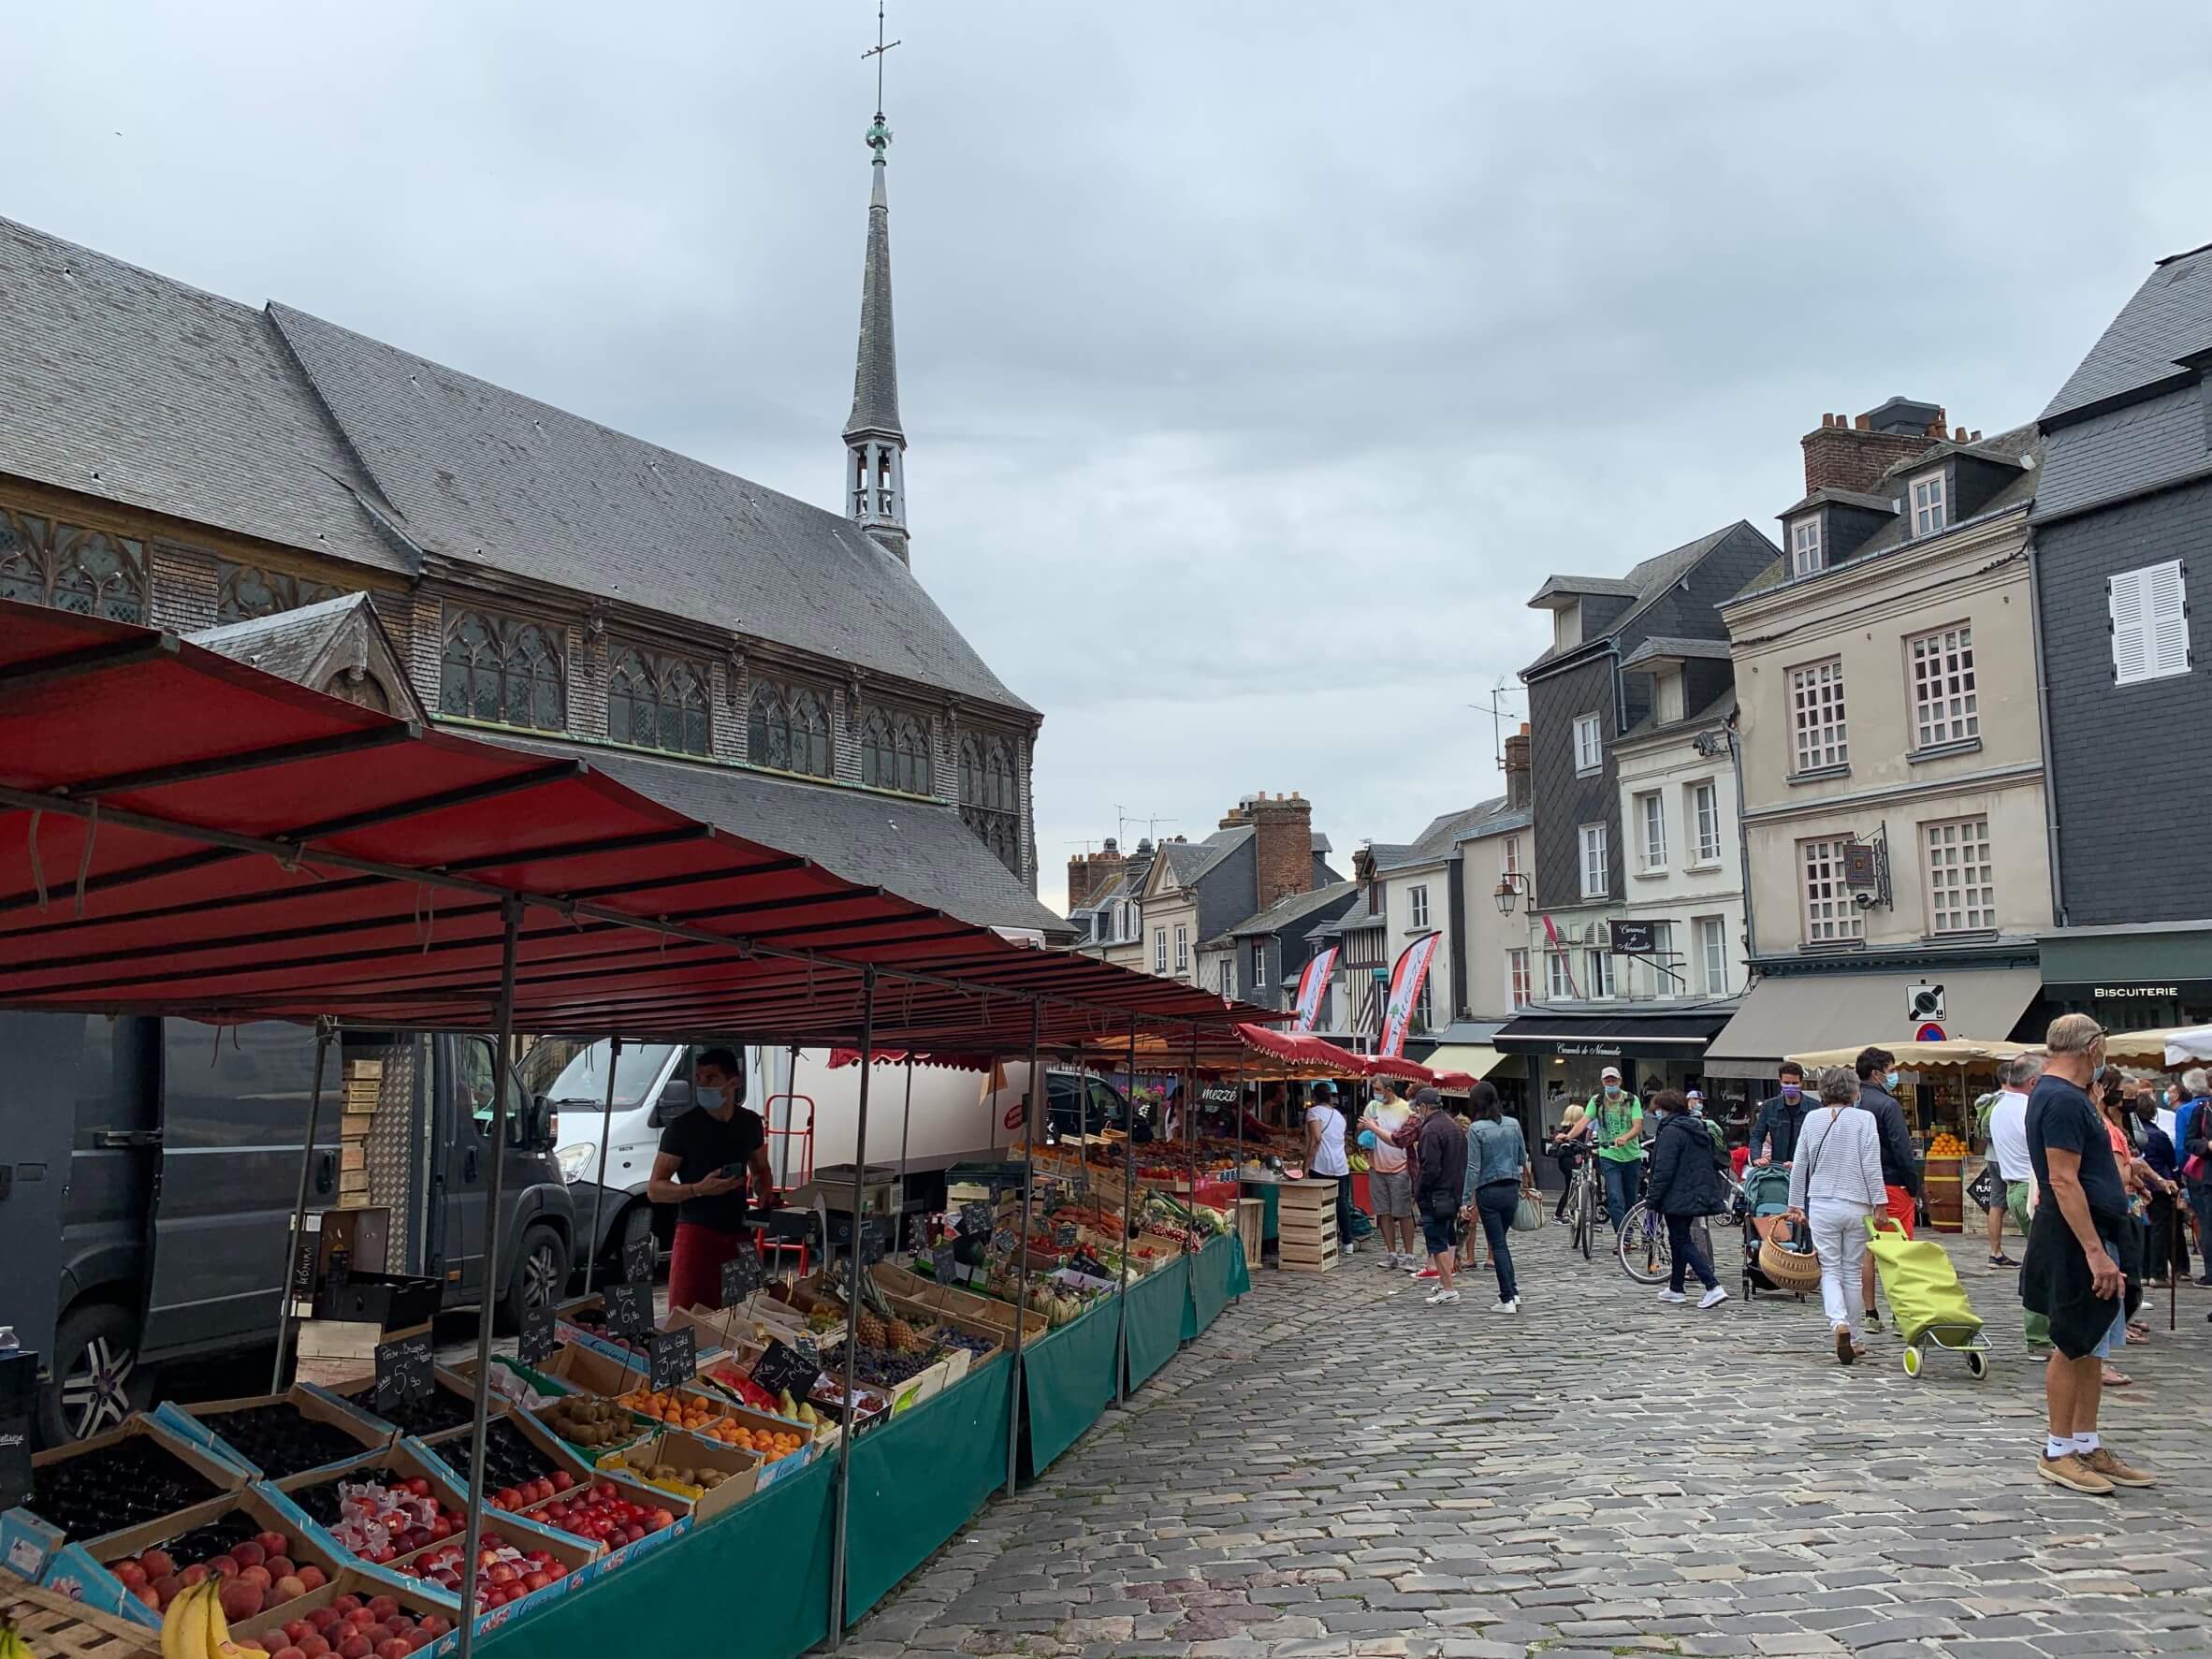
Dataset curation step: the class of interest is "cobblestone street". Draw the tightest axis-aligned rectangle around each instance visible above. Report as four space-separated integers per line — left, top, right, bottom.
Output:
846 1228 2212 1659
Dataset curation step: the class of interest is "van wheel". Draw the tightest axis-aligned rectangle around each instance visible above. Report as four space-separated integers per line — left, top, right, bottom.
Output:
500 1225 569 1332
609 1203 657 1280
42 1302 153 1446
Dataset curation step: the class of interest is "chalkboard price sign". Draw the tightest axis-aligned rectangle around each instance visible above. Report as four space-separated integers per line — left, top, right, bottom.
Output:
620 1230 656 1288
647 1326 697 1391
957 1201 991 1237
930 1241 958 1285
0 1349 35 1510
604 1280 651 1339
858 1223 887 1265
1066 1251 1109 1282
720 1245 766 1305
752 1338 821 1400
1054 1221 1078 1248
372 1331 434 1414
517 1302 558 1366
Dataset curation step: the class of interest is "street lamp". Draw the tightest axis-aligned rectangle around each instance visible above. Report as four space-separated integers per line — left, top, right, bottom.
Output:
1494 872 1533 916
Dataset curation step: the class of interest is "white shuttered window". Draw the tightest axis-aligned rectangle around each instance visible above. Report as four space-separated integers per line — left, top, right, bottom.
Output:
2109 560 2190 686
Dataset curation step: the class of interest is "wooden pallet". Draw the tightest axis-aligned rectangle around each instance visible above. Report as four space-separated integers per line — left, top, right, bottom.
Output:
1 1578 159 1659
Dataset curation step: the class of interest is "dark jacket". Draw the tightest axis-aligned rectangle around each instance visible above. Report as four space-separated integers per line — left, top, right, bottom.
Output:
1853 1082 1922 1197
1413 1110 1468 1211
2137 1120 2179 1184
1748 1091 1811 1163
1645 1111 1726 1217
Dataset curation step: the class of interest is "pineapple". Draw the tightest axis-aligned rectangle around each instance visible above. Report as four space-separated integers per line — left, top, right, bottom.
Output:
884 1317 920 1353
856 1306 888 1347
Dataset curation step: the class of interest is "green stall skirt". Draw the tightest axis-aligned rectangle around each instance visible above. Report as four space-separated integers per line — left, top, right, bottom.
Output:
843 1358 1015 1623
1188 1232 1246 1332
1021 1300 1120 1477
482 1444 837 1659
1123 1256 1187 1390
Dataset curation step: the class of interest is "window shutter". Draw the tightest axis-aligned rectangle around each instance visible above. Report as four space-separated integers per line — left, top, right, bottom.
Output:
2109 567 2150 684
2147 559 2190 677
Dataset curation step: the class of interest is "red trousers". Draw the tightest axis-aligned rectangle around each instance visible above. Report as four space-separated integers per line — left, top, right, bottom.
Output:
668 1221 744 1312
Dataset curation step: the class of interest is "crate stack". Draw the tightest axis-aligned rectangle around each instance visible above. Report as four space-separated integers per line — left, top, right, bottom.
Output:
1275 1178 1338 1273
338 1056 379 1209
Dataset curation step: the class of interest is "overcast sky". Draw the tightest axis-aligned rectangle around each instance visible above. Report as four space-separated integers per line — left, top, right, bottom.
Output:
7 3 2209 911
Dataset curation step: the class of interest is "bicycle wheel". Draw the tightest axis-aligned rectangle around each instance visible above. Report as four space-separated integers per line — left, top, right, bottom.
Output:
1618 1201 1671 1285
1575 1186 1594 1260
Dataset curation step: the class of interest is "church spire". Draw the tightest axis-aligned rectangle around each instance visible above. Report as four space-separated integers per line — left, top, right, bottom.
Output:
845 7 908 561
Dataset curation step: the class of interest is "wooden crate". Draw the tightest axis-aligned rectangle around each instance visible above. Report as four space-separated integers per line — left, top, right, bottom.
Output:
1276 1179 1338 1273
1236 1199 1265 1269
0 1578 158 1659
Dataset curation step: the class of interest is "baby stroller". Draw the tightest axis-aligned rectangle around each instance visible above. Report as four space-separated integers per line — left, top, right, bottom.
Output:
1737 1165 1810 1301
1864 1215 1990 1379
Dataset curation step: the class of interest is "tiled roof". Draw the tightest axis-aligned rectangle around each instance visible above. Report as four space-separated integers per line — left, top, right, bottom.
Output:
1621 635 1733 670
1522 522 1758 672
1222 880 1359 939
2044 240 2212 422
1372 795 1512 871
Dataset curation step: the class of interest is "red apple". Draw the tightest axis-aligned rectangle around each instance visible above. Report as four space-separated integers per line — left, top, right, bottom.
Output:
296 1567 327 1593
232 1542 268 1569
519 1571 548 1593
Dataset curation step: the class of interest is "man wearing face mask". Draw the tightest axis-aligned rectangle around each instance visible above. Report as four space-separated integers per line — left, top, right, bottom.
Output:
1852 1046 1923 1330
1749 1063 1812 1167
1582 1066 1645 1233
648 1047 777 1311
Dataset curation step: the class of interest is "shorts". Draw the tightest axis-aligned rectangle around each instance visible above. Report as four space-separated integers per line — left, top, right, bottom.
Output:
1369 1168 1414 1217
1419 1209 1457 1257
1883 1185 1915 1236
2089 1302 2128 1361
1981 1171 2011 1215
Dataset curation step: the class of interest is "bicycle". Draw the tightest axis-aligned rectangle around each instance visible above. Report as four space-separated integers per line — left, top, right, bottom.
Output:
1619 1172 1739 1286
1554 1142 1600 1261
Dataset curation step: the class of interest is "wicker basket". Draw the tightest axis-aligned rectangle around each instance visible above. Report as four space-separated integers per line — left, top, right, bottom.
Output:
1 1579 159 1659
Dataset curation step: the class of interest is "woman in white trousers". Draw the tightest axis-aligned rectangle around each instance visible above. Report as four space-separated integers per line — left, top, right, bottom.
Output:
1783 1067 1887 1365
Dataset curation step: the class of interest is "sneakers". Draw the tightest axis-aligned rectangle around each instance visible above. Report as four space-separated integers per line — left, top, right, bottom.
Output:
1863 1305 1883 1330
1656 1288 1687 1304
2037 1453 2115 1495
1424 1287 1461 1305
1491 1298 1520 1314
2081 1447 2157 1488
1408 1265 1438 1280
1698 1287 1729 1310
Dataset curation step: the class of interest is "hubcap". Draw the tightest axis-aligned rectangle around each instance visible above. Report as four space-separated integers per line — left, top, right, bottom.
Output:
60 1335 136 1439
522 1242 560 1307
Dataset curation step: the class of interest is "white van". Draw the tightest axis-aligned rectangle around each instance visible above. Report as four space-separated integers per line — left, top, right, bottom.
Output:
545 1041 1004 1277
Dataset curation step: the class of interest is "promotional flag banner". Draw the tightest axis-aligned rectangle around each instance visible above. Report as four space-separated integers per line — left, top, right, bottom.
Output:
1540 912 1580 999
1291 946 1338 1032
1377 934 1441 1057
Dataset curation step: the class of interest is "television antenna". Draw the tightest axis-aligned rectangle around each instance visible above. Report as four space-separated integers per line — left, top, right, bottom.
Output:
1464 678 1525 768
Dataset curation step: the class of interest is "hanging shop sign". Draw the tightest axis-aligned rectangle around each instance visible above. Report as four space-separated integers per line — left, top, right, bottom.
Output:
1553 1042 1624 1058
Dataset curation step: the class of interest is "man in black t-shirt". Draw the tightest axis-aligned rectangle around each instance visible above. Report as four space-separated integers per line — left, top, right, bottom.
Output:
648 1048 775 1310
2020 1014 2153 1496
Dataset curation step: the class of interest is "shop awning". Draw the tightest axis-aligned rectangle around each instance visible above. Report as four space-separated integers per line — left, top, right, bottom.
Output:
1786 1038 2033 1070
1701 968 2042 1080
1492 1008 1735 1055
1078 1022 1367 1080
1419 1043 1507 1084
0 602 1272 1051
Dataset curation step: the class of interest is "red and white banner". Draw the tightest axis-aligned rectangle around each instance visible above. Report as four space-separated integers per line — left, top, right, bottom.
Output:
1377 933 1441 1057
1290 946 1337 1032
1540 912 1579 999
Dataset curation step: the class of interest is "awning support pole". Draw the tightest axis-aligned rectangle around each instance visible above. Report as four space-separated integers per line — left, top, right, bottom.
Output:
1113 1015 1138 1404
827 966 878 1650
895 1058 915 1251
582 1035 620 1295
269 1016 335 1394
454 896 521 1659
1005 1000 1041 1496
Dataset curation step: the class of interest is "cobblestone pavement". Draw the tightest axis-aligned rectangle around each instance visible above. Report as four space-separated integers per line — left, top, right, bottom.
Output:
843 1225 2212 1659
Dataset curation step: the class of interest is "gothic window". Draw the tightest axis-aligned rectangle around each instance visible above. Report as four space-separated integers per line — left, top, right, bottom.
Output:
0 510 148 622
747 681 832 778
858 706 932 794
437 608 565 731
607 644 710 756
216 560 345 623
958 733 1022 874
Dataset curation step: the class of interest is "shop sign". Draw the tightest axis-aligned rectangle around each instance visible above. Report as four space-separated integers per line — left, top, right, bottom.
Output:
1199 1084 1239 1103
1608 920 1657 955
2045 980 2212 1002
1553 1042 1623 1057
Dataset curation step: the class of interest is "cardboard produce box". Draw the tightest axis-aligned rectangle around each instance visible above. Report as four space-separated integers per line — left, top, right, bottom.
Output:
154 1387 394 1481
591 1433 761 1524
11 1416 248 1571
36 1482 351 1633
316 1366 511 1442
231 1568 466 1659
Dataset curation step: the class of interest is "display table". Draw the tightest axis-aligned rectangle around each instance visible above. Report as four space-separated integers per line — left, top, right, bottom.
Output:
1123 1253 1187 1390
1020 1299 1121 1477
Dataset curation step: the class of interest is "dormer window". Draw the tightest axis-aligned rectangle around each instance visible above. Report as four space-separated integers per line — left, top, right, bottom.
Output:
1552 604 1583 652
1910 470 1947 536
1789 516 1822 577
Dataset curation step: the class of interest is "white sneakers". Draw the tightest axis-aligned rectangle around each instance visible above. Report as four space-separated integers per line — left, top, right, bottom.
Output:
1491 1298 1520 1314
1656 1288 1687 1304
1424 1287 1461 1305
1698 1287 1729 1309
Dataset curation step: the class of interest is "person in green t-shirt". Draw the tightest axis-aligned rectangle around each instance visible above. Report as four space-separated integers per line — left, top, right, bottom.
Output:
1579 1066 1644 1231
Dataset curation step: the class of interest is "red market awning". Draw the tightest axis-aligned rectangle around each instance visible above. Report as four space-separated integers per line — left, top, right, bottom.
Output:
825 1048 994 1072
1361 1053 1435 1084
0 603 1273 1050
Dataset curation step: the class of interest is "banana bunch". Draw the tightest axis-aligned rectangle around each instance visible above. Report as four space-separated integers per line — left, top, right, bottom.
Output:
158 1580 253 1659
1 1614 36 1659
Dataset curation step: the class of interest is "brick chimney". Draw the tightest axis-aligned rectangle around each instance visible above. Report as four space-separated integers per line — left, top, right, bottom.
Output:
1244 791 1315 910
1800 397 1947 496
1504 722 1532 810
1066 837 1126 913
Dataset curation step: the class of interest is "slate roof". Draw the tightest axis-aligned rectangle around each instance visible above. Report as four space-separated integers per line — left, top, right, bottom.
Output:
1521 522 1753 673
1621 635 1733 671
267 302 1028 711
1527 573 1638 606
1154 827 1250 889
2043 240 2212 423
1618 688 1737 746
2033 385 2212 522
189 592 383 684
1372 796 1512 871
1221 880 1359 939
489 735 1069 938
0 217 404 575
1775 485 1898 519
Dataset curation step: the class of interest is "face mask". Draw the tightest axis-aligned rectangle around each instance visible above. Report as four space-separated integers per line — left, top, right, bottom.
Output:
1884 1071 1899 1091
697 1086 726 1110
1604 1084 1621 1099
1781 1084 1801 1100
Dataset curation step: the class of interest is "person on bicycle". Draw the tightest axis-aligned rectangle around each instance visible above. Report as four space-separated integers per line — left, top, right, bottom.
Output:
1579 1066 1644 1233
1547 1101 1588 1222
1644 1089 1730 1310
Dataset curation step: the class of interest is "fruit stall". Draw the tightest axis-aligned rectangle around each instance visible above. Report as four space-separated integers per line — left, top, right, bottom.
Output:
0 605 1269 1659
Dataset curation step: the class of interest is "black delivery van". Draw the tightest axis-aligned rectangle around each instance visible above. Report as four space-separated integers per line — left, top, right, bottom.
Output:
0 1012 573 1445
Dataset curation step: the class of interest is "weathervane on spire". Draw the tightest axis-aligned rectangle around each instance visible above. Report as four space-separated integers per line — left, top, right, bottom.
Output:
863 1 899 157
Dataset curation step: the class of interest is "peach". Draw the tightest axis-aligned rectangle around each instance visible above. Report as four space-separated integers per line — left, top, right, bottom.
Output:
273 1576 307 1603
296 1567 328 1593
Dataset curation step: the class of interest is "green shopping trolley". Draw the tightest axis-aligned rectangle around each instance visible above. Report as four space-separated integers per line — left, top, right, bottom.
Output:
1865 1215 1991 1379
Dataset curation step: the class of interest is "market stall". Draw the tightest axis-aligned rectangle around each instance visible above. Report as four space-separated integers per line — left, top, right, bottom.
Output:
0 602 1264 1659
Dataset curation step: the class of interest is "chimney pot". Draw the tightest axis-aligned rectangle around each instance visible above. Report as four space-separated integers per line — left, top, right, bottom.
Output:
1854 415 1870 431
